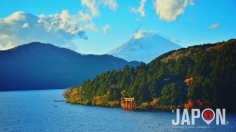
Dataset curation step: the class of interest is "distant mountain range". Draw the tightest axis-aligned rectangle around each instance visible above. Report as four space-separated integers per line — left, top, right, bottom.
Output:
108 32 182 63
0 42 140 91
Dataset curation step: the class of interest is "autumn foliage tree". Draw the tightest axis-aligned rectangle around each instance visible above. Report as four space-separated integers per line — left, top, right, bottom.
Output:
64 39 236 111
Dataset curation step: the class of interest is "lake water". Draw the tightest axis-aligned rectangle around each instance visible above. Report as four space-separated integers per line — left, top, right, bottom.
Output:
1 89 236 132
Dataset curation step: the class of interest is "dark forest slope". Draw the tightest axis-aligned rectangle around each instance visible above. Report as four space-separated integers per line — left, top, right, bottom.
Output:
64 39 236 111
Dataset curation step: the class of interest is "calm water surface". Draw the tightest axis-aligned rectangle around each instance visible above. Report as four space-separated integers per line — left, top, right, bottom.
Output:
1 89 236 132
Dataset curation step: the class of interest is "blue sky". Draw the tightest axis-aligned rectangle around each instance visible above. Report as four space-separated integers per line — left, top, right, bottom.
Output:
0 0 235 54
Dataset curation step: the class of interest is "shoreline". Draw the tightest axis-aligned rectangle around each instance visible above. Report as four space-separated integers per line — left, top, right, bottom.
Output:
64 101 236 113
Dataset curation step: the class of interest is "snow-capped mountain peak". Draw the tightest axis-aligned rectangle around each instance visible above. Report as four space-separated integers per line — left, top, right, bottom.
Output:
108 31 182 63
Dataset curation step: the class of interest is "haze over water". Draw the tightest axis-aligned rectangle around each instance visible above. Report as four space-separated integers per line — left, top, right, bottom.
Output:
1 89 236 132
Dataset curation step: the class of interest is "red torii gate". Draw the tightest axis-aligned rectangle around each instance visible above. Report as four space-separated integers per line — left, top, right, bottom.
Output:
124 98 136 110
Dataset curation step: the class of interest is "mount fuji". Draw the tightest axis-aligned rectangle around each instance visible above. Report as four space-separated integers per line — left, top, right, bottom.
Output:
108 31 182 63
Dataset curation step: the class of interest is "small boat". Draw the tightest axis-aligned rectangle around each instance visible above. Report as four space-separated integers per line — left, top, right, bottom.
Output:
54 99 65 102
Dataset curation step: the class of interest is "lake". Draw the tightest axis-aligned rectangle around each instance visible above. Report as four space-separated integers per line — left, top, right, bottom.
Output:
1 89 236 132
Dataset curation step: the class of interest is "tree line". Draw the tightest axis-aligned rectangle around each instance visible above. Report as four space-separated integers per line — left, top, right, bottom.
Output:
64 39 236 111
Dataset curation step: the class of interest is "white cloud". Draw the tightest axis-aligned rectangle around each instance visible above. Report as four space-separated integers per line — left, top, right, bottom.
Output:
153 0 195 22
82 0 99 16
134 30 144 39
81 0 118 17
22 23 29 28
102 24 110 34
134 30 154 39
131 0 147 17
0 11 87 50
0 0 119 50
189 0 194 5
84 22 98 31
38 10 85 35
4 11 25 24
104 0 118 11
189 0 198 5
209 23 219 29
78 11 92 22
0 34 14 50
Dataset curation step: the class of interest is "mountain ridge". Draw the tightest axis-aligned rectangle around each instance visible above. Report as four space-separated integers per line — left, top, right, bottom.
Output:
0 42 141 91
108 32 182 63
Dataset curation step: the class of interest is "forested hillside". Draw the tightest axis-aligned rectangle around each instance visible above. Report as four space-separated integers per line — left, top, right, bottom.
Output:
64 39 236 111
